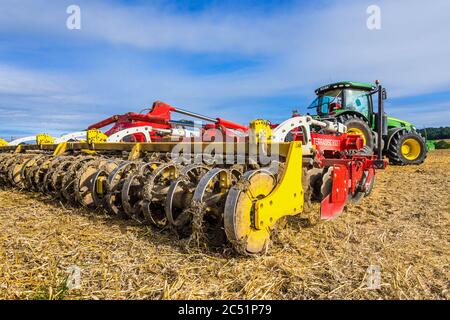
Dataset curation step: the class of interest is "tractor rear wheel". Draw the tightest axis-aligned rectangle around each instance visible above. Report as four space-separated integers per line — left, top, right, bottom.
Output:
336 114 375 152
387 131 427 165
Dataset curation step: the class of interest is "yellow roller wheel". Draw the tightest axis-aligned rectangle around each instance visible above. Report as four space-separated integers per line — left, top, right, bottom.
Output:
401 138 421 161
224 169 277 254
347 127 367 145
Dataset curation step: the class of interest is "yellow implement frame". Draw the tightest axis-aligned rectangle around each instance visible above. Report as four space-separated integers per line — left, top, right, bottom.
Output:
86 129 108 144
223 141 304 254
254 141 303 229
36 134 55 145
249 119 272 143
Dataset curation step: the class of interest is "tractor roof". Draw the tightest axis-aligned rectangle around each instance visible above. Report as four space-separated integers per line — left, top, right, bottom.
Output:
315 81 375 95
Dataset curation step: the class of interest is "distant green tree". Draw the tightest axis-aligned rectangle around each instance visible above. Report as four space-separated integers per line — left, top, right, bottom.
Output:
418 127 450 140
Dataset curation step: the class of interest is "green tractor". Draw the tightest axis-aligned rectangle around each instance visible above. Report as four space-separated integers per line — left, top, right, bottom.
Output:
308 80 427 165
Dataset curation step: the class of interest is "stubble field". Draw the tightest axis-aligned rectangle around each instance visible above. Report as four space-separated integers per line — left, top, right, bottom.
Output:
0 150 449 300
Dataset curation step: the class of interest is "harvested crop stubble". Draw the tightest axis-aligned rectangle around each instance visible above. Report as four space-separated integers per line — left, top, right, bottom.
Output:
0 150 449 300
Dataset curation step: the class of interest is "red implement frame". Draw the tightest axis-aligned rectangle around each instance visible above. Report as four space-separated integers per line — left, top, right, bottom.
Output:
291 131 386 219
87 101 248 142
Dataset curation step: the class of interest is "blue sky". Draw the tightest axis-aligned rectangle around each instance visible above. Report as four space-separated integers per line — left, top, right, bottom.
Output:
0 0 449 138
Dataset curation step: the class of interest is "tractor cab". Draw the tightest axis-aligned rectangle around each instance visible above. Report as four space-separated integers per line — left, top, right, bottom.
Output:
308 80 427 166
308 81 375 121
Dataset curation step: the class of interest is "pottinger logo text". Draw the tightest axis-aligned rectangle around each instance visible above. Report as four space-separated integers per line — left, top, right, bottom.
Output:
313 138 340 147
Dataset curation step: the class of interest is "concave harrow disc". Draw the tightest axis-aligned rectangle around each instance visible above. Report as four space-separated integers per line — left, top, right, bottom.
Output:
89 159 120 207
224 169 277 254
165 164 210 235
104 161 139 216
61 156 96 203
121 161 161 220
188 167 241 248
141 162 179 227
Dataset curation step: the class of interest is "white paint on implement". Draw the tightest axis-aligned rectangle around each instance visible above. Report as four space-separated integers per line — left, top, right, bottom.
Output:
55 131 87 144
271 116 346 154
107 126 153 142
106 126 201 142
8 136 37 146
9 131 87 145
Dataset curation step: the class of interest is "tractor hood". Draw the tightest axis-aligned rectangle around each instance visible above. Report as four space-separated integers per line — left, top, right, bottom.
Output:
387 116 414 129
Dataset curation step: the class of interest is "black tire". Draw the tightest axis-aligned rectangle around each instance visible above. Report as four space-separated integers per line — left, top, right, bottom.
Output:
336 113 375 153
387 131 427 165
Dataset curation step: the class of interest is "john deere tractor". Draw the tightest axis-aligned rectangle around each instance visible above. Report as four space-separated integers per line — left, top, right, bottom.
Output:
308 80 427 165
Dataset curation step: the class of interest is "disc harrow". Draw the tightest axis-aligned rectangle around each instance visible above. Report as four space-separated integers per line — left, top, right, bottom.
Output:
0 110 387 255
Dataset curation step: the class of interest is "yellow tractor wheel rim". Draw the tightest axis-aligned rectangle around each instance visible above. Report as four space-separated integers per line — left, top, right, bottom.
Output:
401 138 421 160
347 127 366 145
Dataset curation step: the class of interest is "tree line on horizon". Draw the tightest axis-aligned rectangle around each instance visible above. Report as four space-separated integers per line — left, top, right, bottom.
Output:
418 127 450 140
418 126 450 149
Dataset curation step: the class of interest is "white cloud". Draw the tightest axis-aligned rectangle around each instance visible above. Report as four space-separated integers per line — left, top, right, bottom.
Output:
0 65 60 96
1 0 450 94
388 101 450 127
0 64 102 135
0 0 449 136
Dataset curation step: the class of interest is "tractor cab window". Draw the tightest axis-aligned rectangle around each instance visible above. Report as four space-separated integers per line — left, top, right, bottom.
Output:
308 89 343 115
345 89 369 114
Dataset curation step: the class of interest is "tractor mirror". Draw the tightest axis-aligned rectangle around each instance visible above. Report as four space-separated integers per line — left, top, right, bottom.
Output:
355 99 362 107
382 88 387 100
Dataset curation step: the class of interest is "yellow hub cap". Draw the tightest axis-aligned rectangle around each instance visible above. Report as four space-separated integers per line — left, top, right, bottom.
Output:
347 127 366 145
401 138 421 160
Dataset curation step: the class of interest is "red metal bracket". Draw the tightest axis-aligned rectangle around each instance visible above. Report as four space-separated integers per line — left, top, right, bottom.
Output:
321 164 349 220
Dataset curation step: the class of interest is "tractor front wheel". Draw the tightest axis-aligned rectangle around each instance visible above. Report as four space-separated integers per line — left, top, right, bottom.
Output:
387 131 427 165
